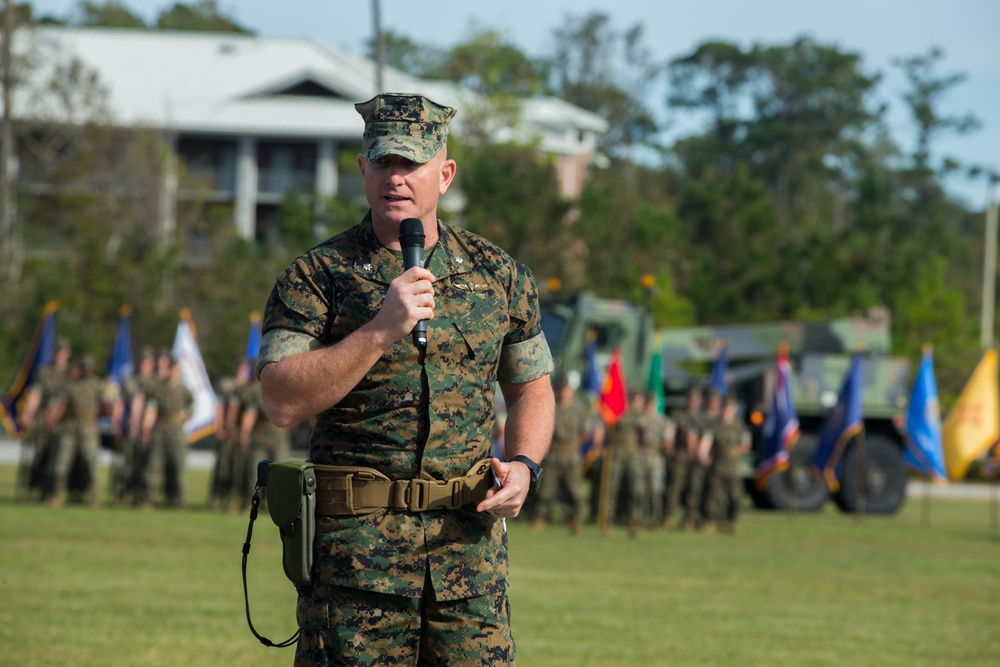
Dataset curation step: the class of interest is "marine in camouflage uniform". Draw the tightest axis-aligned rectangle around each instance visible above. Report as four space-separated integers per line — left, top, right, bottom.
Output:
210 364 249 511
664 388 703 527
684 388 721 529
534 374 589 534
603 391 646 537
45 355 113 507
706 397 751 533
257 93 554 666
18 338 72 501
635 391 671 527
238 373 290 498
114 347 156 505
140 357 193 508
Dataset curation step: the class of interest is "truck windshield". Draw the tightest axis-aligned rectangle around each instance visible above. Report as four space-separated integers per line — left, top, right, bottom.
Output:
540 308 567 353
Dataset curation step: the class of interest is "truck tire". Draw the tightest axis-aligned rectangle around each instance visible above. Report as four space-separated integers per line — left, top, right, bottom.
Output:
757 433 829 511
832 434 907 515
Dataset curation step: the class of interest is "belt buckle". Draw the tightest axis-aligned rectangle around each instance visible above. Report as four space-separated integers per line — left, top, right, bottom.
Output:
406 479 431 512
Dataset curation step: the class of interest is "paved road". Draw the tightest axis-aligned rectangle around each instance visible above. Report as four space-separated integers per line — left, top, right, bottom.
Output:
1 438 996 500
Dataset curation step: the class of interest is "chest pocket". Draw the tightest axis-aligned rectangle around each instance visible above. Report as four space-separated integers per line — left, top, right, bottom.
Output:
326 288 381 345
448 287 508 368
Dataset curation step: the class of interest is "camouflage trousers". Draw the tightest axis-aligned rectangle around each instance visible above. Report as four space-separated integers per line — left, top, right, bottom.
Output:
50 419 99 499
535 452 585 523
294 579 514 666
706 466 744 523
634 449 666 525
664 450 690 520
683 462 709 525
606 449 643 526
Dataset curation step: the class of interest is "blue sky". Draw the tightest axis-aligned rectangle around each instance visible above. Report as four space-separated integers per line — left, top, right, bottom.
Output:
32 0 1000 208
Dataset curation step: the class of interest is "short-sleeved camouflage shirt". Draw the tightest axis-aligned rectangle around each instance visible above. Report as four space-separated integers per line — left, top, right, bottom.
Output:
257 214 553 601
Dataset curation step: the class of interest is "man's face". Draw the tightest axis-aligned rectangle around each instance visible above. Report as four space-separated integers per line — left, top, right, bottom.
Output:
358 150 456 234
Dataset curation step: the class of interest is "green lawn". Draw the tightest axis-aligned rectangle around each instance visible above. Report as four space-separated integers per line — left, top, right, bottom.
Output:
1 463 998 666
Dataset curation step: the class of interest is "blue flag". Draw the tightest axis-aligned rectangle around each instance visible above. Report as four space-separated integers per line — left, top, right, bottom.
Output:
108 306 134 387
583 333 602 397
903 346 947 484
755 342 799 490
709 342 729 398
812 352 865 492
1 302 58 436
243 311 262 380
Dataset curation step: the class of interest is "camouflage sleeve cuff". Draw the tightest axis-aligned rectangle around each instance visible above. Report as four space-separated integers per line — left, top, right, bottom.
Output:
255 329 323 377
497 333 554 384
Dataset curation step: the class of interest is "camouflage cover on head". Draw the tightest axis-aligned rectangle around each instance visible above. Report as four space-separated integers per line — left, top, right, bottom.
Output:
355 93 456 163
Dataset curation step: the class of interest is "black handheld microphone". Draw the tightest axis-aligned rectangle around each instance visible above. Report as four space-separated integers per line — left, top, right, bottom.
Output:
398 218 427 347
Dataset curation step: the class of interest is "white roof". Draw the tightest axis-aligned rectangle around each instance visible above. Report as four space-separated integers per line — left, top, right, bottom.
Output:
15 27 607 151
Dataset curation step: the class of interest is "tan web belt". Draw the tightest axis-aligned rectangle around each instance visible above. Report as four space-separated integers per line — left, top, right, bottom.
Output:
314 460 494 516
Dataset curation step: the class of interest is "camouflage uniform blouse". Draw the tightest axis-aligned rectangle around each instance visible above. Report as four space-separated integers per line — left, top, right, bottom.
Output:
257 215 553 601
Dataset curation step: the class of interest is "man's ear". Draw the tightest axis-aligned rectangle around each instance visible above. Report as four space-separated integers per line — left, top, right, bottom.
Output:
439 159 457 195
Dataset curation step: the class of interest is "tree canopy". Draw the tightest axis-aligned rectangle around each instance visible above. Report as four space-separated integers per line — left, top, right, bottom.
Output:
0 4 992 405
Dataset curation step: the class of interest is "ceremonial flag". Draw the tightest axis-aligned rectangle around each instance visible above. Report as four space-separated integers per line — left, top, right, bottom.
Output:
903 345 947 484
242 311 262 381
600 347 627 426
245 311 262 361
646 348 665 414
942 349 1000 481
812 352 865 493
172 309 219 442
755 341 799 490
583 332 602 397
981 440 1000 479
709 341 729 398
1 302 58 436
108 306 134 387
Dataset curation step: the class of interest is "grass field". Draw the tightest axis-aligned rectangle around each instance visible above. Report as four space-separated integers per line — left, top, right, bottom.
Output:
1 463 998 667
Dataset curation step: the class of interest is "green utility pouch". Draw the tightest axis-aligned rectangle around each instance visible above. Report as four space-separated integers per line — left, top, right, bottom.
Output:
265 460 317 587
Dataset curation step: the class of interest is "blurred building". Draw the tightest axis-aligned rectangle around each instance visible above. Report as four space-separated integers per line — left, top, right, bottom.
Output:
10 27 607 244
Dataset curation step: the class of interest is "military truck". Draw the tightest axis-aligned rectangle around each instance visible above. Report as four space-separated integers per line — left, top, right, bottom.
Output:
540 293 912 514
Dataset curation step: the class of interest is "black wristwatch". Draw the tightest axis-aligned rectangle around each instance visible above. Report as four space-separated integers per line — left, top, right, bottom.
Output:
508 455 543 497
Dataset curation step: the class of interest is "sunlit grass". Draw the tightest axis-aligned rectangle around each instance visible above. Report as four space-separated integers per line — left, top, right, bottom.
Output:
2 463 998 666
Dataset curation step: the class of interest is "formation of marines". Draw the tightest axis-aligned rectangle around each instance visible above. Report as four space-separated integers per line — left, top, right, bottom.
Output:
531 373 751 537
14 339 745 528
13 339 289 512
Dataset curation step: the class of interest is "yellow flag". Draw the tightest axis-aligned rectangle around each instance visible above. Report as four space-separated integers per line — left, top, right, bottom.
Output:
942 349 1000 481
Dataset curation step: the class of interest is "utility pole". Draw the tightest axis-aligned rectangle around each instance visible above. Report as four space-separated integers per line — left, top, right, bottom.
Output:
372 0 384 93
981 172 999 349
0 0 18 313
0 0 13 251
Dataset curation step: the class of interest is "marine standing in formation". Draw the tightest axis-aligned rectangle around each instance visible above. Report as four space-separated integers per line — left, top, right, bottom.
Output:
210 358 252 512
636 390 671 528
534 373 592 535
704 396 751 534
45 355 116 507
665 387 703 527
139 354 193 509
602 390 646 538
17 337 72 501
257 92 555 665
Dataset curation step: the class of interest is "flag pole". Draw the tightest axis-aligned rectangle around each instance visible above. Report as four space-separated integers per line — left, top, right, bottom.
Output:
921 479 931 528
991 475 998 531
855 429 866 522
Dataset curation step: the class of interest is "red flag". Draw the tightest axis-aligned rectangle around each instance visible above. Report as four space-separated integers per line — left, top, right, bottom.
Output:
600 347 627 425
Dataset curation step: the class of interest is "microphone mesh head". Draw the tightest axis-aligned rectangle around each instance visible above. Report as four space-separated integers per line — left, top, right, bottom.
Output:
398 218 425 248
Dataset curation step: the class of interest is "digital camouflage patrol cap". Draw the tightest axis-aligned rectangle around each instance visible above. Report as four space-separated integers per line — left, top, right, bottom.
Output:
355 93 457 163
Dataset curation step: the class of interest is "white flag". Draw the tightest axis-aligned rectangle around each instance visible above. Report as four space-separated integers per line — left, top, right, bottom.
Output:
172 311 218 442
